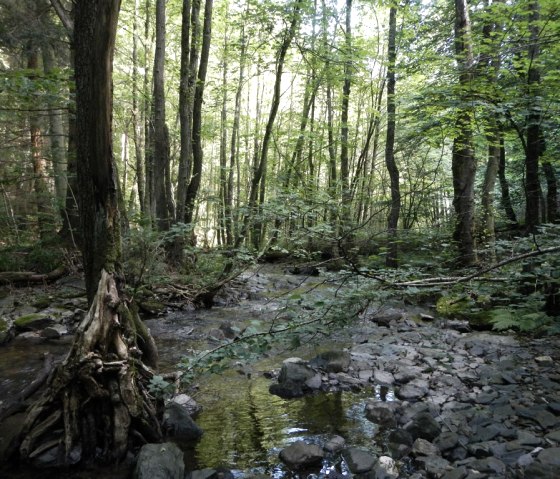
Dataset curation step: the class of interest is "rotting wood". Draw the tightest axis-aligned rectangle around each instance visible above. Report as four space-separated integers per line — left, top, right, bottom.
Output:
0 266 66 285
12 270 161 466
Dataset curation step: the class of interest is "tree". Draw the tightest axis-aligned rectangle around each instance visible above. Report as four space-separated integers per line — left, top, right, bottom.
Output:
452 0 477 266
15 0 160 466
385 4 400 268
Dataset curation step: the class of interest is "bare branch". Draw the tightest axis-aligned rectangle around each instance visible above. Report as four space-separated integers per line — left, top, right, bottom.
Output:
50 0 74 37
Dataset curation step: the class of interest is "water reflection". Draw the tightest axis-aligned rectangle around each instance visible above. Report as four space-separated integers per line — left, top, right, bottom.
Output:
191 374 379 475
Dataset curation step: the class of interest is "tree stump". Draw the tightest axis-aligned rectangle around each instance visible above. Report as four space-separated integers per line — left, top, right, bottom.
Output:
15 270 161 466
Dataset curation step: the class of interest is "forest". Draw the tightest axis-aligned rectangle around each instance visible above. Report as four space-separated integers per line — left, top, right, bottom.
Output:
0 0 559 478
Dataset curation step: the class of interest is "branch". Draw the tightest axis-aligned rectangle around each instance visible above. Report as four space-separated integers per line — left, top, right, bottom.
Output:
50 0 74 38
395 246 560 287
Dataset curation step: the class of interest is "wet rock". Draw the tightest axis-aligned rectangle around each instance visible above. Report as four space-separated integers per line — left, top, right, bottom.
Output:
134 442 184 479
324 435 346 453
270 361 317 398
310 350 351 373
405 412 441 441
40 324 68 339
171 394 202 416
279 441 324 470
412 438 440 457
388 429 414 459
138 300 167 316
397 382 428 401
342 447 377 474
162 402 203 441
365 401 398 427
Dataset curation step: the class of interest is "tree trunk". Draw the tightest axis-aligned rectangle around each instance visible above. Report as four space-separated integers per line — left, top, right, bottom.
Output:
498 134 517 224
237 0 303 248
132 0 145 214
452 0 477 266
16 1 161 467
185 0 213 226
153 0 171 231
385 6 400 268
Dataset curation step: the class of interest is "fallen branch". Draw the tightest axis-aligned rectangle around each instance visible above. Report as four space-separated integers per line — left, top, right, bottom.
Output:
0 266 66 285
394 246 560 288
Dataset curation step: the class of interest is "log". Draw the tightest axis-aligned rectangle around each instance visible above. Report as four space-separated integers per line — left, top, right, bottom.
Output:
0 266 66 285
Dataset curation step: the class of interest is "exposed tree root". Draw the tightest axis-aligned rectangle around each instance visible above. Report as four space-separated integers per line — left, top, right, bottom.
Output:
12 270 161 466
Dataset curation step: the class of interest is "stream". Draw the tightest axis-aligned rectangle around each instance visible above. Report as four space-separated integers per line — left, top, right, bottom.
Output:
1 267 559 478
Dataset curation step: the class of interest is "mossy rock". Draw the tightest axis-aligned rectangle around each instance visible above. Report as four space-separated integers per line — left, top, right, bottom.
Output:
14 313 55 331
436 295 472 317
138 300 166 316
32 294 53 309
465 311 494 331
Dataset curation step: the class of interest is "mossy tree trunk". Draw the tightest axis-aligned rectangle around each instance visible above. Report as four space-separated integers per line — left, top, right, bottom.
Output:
16 0 161 467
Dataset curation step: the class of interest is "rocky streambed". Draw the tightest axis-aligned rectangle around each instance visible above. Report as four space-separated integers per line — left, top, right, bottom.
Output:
0 268 559 479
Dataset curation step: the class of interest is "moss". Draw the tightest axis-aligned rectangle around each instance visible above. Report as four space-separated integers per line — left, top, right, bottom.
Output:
32 295 53 309
0 318 8 332
14 313 50 328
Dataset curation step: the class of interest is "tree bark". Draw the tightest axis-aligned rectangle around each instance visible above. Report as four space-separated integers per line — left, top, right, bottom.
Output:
524 0 541 233
385 6 400 268
153 0 171 231
452 0 477 266
498 135 517 225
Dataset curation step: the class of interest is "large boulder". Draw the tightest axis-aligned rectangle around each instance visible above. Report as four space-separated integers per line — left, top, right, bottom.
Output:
162 402 203 441
279 441 324 470
134 442 185 479
405 412 441 441
310 351 351 373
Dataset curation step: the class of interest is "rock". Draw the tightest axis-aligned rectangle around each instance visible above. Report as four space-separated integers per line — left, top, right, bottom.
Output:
517 406 559 429
374 369 395 386
187 468 234 479
373 456 398 478
278 441 324 470
535 447 560 467
388 429 414 459
162 402 203 441
138 300 167 316
545 429 560 443
412 438 440 456
305 373 323 390
310 351 351 373
405 412 441 441
435 431 460 452
269 381 304 398
420 313 435 321
13 313 54 331
370 310 404 327
270 361 317 398
171 394 202 416
467 456 506 475
396 382 428 401
208 328 226 341
324 435 346 453
414 455 451 478
40 324 68 339
0 317 13 344
441 467 468 479
134 443 184 479
535 355 553 366
219 322 237 339
342 447 377 474
365 401 397 427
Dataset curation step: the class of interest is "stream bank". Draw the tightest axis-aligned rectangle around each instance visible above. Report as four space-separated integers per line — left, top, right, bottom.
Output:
0 267 559 478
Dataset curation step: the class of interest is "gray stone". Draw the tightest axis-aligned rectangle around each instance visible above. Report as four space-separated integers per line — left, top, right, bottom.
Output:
305 373 323 390
342 447 377 474
545 429 560 443
310 350 351 373
397 383 427 401
171 394 201 417
468 456 506 475
324 435 346 453
374 369 395 386
435 431 460 451
279 441 324 470
441 466 468 479
405 412 441 441
134 443 184 479
536 447 560 467
278 361 315 383
373 456 398 479
365 401 397 427
162 402 203 441
414 455 451 478
0 317 13 344
412 438 440 457
40 324 68 339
